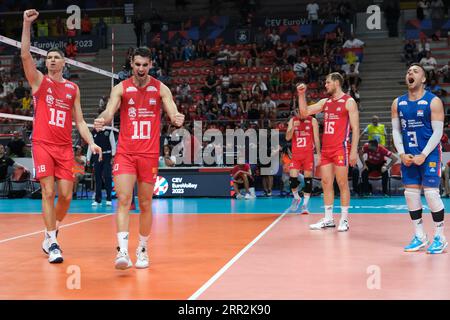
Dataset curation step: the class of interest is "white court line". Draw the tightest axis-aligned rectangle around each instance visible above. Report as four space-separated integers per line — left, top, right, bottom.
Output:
188 208 291 300
0 213 112 244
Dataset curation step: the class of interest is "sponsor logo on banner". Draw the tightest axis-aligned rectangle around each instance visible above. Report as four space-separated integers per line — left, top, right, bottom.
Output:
128 107 136 118
126 86 138 93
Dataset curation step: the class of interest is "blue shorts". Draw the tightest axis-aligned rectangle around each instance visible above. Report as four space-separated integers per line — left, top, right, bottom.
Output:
401 155 441 188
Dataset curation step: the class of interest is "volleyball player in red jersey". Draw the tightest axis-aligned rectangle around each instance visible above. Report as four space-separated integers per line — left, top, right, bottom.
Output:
94 47 184 269
298 73 359 231
285 112 321 213
21 10 102 263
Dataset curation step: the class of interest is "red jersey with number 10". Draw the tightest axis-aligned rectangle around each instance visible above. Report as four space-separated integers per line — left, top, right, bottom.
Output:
32 75 77 146
291 116 315 159
322 94 351 151
117 77 162 156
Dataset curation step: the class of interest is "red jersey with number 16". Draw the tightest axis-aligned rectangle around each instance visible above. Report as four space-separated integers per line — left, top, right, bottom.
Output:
291 116 315 159
322 94 351 151
32 75 77 146
117 77 162 156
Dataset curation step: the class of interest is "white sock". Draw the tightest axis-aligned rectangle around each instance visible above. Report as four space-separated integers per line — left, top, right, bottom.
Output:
434 221 444 238
413 219 425 239
293 189 300 200
325 205 333 220
303 194 310 208
117 232 129 253
46 230 58 245
139 234 149 249
341 206 349 221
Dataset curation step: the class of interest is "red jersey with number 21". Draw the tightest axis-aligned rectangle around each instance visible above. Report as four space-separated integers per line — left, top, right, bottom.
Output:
32 75 77 146
117 77 162 157
322 94 351 151
291 116 315 159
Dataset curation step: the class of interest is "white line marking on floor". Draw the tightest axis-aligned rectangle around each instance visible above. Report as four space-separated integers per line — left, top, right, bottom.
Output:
188 209 290 300
0 214 112 244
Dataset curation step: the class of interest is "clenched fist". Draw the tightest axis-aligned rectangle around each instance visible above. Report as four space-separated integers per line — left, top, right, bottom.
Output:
171 113 185 127
296 83 307 95
23 10 39 23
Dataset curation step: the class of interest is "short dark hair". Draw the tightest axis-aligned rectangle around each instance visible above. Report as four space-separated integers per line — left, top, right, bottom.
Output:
132 47 152 60
408 62 427 80
368 139 379 149
47 47 65 58
327 72 344 86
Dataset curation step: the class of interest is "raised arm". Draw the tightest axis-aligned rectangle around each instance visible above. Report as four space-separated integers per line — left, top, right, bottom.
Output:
21 9 43 92
160 83 185 127
346 98 359 166
94 83 123 130
73 86 102 160
296 84 326 117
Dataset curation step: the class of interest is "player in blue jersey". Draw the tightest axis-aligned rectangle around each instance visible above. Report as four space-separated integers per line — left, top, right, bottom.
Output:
391 63 447 254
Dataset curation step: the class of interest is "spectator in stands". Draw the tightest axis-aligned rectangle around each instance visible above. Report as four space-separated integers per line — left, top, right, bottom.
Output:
417 37 431 61
417 0 427 20
359 139 399 196
159 144 176 167
285 42 297 65
201 69 220 95
293 57 309 81
420 50 437 81
268 29 280 48
306 2 320 22
248 43 261 68
228 76 243 99
81 13 92 35
13 80 26 100
298 36 311 57
261 95 277 114
431 0 445 19
345 63 361 89
95 17 108 49
7 131 25 157
232 162 256 199
220 69 232 90
343 33 365 49
222 94 238 114
274 41 285 66
196 39 208 59
21 90 32 111
443 160 450 197
182 39 196 61
238 90 252 112
215 45 230 66
0 85 7 99
438 61 450 83
176 79 192 103
348 84 361 110
361 115 388 146
280 64 296 91
251 76 269 97
269 66 281 93
99 95 108 110
36 55 46 73
37 19 49 37
426 78 447 97
247 103 260 121
72 145 86 199
51 16 65 37
65 38 78 59
403 39 417 66
0 144 14 181
228 47 240 67
212 85 227 107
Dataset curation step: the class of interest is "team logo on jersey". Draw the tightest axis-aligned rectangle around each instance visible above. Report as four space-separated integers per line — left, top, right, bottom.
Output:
47 88 52 94
65 83 75 90
128 107 137 118
149 98 157 105
337 99 345 103
66 94 72 100
126 86 138 93
147 86 157 92
128 98 135 105
399 101 407 106
417 109 424 117
46 95 54 105
417 100 428 105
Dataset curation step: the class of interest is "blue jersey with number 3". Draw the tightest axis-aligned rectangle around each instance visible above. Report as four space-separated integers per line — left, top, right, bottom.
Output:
397 91 439 157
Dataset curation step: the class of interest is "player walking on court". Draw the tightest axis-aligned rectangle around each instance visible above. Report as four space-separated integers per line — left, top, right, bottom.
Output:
298 73 360 231
285 110 321 213
21 10 102 263
94 47 184 269
392 63 447 254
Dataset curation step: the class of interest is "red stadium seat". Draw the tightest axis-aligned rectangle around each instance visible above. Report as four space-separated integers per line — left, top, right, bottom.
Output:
237 67 248 74
183 61 194 68
179 69 190 77
172 61 183 69
249 66 259 74
191 68 201 76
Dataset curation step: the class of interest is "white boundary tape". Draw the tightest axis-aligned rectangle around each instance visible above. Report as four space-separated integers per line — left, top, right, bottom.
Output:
0 112 119 132
0 35 119 79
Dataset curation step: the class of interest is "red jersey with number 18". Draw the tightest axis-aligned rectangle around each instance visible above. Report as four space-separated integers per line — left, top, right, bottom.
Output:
32 75 77 146
322 94 351 151
117 77 162 156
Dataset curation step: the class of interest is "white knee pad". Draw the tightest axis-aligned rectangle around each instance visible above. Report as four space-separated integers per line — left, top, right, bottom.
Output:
404 188 422 212
424 188 444 212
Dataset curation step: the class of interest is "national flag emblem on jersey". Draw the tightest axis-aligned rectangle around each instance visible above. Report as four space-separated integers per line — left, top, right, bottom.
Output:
128 98 135 105
429 162 436 168
147 86 157 92
126 86 137 92
128 107 136 118
153 176 169 196
417 110 424 117
149 98 157 105
66 94 72 100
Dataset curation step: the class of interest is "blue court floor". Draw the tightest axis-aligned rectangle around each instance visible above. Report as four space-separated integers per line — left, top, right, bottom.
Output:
1 195 449 215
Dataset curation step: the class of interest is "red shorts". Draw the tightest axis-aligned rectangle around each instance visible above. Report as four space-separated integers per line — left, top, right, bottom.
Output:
321 147 348 167
290 153 314 172
113 153 159 184
32 142 75 181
